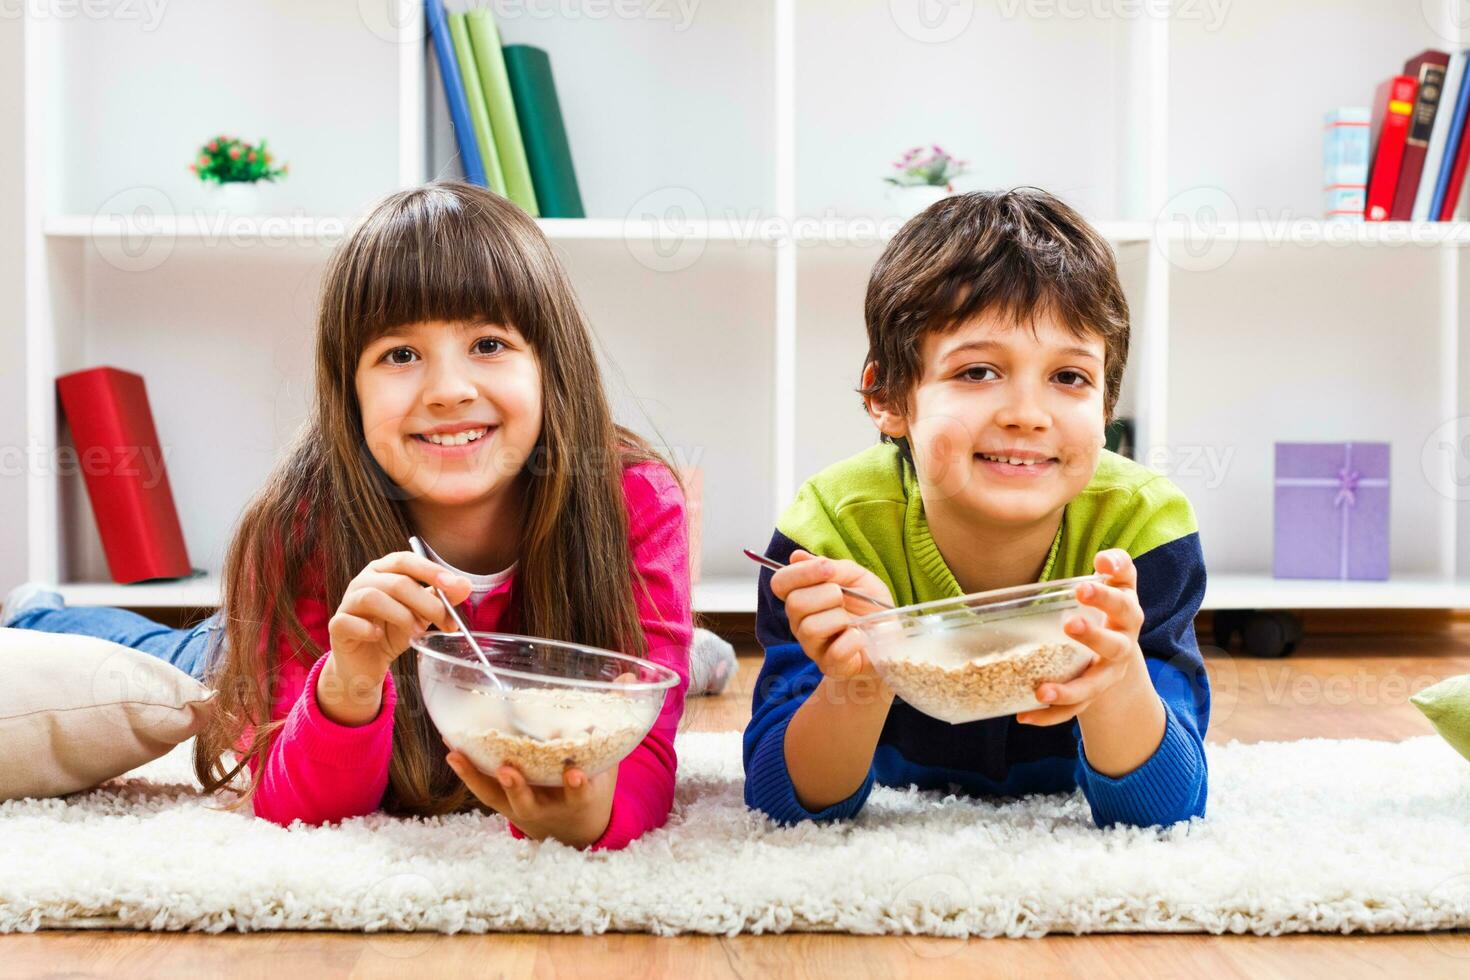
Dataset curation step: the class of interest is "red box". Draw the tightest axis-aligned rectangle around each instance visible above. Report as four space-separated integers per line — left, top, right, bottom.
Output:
55 367 192 584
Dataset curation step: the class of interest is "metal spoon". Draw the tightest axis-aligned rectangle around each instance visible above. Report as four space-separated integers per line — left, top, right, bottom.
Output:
743 548 896 611
409 535 505 691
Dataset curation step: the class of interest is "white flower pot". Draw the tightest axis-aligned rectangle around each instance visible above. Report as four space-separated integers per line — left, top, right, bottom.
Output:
890 184 952 219
202 181 277 216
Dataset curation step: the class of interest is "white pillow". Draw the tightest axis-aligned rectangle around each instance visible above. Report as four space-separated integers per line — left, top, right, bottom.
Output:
0 627 215 801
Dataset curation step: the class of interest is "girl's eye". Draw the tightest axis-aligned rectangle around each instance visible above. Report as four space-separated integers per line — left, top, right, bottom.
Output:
962 366 997 382
473 337 505 356
1056 370 1092 388
383 347 417 366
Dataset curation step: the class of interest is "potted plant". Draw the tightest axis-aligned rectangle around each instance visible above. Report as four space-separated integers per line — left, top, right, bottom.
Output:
884 145 968 216
190 135 288 214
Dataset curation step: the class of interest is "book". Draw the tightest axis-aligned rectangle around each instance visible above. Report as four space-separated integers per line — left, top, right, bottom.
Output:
55 367 192 585
425 0 487 187
1431 55 1470 219
1441 99 1470 219
1323 107 1370 221
503 44 586 219
1365 75 1418 221
465 9 540 216
1392 50 1450 220
447 12 508 196
1416 51 1468 220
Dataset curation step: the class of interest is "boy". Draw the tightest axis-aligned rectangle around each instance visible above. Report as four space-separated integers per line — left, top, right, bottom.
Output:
744 189 1209 829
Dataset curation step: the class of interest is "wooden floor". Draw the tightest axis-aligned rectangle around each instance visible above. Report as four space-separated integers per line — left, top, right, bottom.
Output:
6 623 1470 978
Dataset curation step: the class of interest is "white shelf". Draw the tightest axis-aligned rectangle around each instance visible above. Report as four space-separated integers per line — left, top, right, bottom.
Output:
694 577 758 614
46 214 1168 246
19 1 1470 619
1203 574 1470 611
57 576 222 610
56 574 757 615
47 214 780 244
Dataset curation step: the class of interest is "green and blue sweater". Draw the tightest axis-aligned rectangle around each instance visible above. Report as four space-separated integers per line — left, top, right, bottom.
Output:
743 443 1210 829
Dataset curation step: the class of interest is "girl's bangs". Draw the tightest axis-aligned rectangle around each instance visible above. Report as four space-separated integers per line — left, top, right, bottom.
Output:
341 188 546 349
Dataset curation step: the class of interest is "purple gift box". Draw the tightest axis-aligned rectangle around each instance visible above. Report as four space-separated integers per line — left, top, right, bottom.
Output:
1273 442 1390 581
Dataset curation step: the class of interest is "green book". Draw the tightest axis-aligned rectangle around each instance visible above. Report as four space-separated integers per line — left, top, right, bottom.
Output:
503 44 585 219
466 9 539 217
447 12 507 196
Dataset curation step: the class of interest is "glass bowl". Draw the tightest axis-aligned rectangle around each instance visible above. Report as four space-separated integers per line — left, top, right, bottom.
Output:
413 631 680 786
854 574 1108 724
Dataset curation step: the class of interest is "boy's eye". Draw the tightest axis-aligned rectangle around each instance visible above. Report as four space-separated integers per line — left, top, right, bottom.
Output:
1056 370 1092 388
473 337 505 356
383 347 417 366
961 366 997 382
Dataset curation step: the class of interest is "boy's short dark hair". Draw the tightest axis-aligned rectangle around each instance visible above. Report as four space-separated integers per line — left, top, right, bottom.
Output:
860 188 1130 425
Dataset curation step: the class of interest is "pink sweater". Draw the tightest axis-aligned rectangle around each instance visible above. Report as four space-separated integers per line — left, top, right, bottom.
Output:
246 461 693 850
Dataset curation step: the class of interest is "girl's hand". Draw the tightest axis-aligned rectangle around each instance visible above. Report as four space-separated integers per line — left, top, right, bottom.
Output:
1018 549 1147 726
327 551 473 684
770 549 894 680
446 748 617 849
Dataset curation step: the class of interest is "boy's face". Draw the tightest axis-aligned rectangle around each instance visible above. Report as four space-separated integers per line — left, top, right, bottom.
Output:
873 309 1107 527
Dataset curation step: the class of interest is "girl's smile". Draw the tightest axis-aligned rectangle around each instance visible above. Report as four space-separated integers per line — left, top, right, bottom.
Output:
410 422 499 457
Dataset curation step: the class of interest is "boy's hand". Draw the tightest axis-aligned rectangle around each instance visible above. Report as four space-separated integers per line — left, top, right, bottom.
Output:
446 746 617 850
1018 549 1146 727
770 549 895 680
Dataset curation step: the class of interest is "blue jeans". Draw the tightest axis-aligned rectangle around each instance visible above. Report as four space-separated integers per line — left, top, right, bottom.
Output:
11 606 223 682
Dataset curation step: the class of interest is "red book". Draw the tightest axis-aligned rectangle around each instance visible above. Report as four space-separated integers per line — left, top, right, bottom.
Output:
1366 75 1419 221
55 367 192 584
1392 51 1450 220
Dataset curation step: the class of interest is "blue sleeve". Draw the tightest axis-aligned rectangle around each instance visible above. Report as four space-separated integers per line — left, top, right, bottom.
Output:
1074 531 1211 829
741 530 876 824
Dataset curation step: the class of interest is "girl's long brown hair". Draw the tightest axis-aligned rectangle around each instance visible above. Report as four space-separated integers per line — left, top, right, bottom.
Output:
194 181 667 817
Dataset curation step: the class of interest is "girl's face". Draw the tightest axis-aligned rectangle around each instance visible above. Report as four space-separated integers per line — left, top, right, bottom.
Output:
873 310 1107 527
356 319 543 508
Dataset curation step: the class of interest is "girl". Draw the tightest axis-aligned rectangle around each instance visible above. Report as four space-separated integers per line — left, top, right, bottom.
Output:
4 181 724 849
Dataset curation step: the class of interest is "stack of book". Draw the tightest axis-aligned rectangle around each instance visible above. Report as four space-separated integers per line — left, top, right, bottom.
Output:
1335 50 1470 222
426 1 585 218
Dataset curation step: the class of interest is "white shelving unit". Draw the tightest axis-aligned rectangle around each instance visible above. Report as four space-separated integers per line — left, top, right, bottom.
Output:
19 1 1470 615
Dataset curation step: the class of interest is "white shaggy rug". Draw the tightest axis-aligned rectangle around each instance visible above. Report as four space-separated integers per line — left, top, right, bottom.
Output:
2 732 1469 938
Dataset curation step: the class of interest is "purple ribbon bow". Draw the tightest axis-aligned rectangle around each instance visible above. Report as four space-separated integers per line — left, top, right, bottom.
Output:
1334 467 1360 510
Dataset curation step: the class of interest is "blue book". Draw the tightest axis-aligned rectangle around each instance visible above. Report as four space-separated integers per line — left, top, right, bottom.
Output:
425 0 487 186
1430 54 1470 219
1324 107 1370 221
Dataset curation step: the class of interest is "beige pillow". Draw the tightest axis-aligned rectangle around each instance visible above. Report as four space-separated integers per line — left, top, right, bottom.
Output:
0 627 215 801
